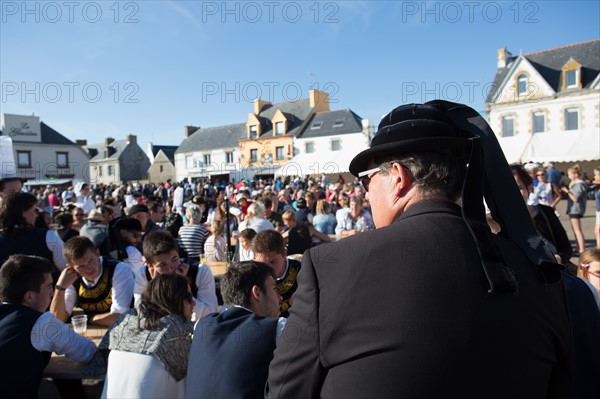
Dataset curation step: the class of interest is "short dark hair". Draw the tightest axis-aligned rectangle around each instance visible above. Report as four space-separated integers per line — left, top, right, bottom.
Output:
0 178 23 194
164 213 183 238
63 236 97 263
143 231 179 263
0 192 37 234
0 255 54 303
252 229 285 254
221 261 274 308
239 228 257 242
140 273 191 329
55 212 74 228
114 217 142 232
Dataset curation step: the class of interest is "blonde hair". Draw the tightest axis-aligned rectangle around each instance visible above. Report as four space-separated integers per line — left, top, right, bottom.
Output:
568 164 582 177
579 248 600 280
282 210 296 222
210 220 224 236
316 199 330 215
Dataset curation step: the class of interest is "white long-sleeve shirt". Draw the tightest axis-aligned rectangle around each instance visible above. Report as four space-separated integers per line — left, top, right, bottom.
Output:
31 312 97 362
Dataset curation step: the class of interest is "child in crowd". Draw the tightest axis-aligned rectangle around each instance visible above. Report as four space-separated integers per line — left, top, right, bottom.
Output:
579 248 600 298
237 228 257 261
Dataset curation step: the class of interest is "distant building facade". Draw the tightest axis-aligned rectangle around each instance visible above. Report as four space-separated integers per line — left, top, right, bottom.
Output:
85 135 150 185
147 143 177 183
0 113 90 184
486 39 600 165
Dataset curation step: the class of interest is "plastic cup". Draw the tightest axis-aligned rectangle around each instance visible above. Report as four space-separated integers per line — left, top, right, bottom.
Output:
71 315 88 336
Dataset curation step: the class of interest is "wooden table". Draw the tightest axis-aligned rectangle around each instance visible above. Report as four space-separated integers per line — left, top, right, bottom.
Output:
43 325 108 380
206 261 227 279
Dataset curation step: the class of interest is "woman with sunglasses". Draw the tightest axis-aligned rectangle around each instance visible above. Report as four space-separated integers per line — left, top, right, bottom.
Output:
533 169 561 208
100 273 195 399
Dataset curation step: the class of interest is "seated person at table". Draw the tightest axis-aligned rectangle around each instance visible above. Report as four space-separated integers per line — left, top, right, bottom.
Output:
253 229 301 317
186 261 284 399
237 228 257 261
101 274 194 399
134 231 218 320
109 217 144 273
281 210 330 255
0 255 97 399
50 236 134 327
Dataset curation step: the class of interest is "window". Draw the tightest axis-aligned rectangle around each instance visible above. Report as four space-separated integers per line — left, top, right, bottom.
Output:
533 112 545 133
249 125 258 139
517 74 527 95
203 154 211 165
250 149 258 162
107 165 114 176
311 121 322 130
333 118 345 128
226 151 234 163
502 116 514 137
331 139 341 151
276 146 284 161
565 109 579 130
97 165 102 177
16 151 31 168
565 70 577 88
185 156 193 169
305 142 314 153
264 152 273 164
56 152 69 168
275 122 285 135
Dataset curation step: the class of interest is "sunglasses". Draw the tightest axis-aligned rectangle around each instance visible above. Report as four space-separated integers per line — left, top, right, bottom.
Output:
358 166 381 192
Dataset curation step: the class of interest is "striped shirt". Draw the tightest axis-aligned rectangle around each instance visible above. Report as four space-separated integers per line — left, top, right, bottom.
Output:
178 224 210 258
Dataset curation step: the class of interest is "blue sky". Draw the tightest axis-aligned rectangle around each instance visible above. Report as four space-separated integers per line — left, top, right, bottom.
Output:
1 1 598 150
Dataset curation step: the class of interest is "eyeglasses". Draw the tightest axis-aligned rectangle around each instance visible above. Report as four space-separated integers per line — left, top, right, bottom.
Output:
358 166 381 192
536 173 545 177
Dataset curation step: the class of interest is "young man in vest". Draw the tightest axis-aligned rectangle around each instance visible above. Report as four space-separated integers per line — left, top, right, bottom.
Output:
0 255 96 398
186 260 284 398
253 229 301 317
133 231 218 320
50 236 134 327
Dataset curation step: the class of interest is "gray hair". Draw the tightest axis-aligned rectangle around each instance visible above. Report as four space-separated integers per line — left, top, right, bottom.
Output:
185 205 203 224
375 151 467 202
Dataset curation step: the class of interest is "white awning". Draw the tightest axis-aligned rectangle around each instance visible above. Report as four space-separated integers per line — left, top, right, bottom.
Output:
497 134 534 164
24 178 72 186
275 151 358 177
523 129 600 163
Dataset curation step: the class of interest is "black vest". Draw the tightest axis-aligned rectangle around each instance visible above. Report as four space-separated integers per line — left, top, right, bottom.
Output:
73 258 119 316
287 225 312 255
0 228 53 268
186 307 277 399
277 259 301 317
0 304 51 399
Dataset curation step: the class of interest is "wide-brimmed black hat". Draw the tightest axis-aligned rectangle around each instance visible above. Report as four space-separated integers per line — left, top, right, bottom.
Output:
349 102 475 176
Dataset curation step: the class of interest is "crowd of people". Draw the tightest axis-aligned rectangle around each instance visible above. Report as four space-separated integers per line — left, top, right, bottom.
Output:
1 100 599 398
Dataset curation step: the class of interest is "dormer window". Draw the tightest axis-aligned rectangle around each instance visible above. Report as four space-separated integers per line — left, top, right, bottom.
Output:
333 118 345 128
275 122 285 135
249 125 258 139
517 74 527 95
311 121 322 130
565 70 577 88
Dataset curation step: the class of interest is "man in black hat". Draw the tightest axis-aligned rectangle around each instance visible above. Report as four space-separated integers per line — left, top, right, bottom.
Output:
266 101 572 398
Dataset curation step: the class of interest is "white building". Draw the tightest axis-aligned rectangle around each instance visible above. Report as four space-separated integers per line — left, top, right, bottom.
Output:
0 113 90 186
276 109 370 178
485 39 600 168
175 124 246 183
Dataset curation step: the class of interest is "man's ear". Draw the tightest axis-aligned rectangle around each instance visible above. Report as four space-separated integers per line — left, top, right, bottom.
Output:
21 291 34 308
390 162 413 198
251 284 262 302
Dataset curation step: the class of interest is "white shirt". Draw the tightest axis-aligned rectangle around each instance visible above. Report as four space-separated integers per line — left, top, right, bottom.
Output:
46 229 67 271
30 311 97 362
64 258 134 315
125 246 144 273
238 217 274 234
133 263 218 320
76 195 96 215
173 187 184 211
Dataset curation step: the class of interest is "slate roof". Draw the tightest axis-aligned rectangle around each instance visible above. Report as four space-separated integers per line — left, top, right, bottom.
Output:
149 144 178 162
253 98 312 137
487 39 600 102
299 109 364 139
176 123 246 154
3 122 77 145
85 138 130 161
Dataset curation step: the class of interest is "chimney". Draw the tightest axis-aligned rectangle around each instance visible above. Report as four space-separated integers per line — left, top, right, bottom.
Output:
75 139 87 146
127 134 136 144
254 99 271 115
309 89 330 112
105 137 115 146
497 47 512 68
185 125 200 138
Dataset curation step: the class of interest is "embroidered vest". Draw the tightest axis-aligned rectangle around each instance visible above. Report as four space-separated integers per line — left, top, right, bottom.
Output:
74 259 118 315
276 259 301 317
